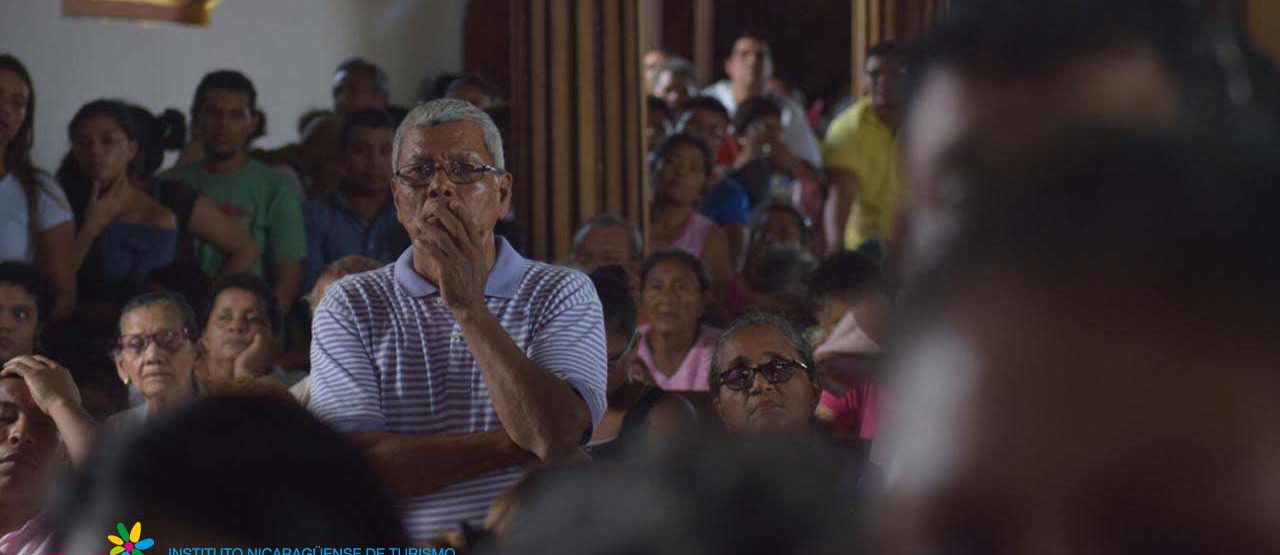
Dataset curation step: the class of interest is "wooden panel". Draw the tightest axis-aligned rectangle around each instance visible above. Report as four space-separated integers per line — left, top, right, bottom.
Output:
625 0 646 236
693 0 715 88
62 0 218 25
1247 0 1280 62
603 0 625 215
576 0 600 225
509 0 532 253
853 0 869 98
530 0 550 261
550 0 573 261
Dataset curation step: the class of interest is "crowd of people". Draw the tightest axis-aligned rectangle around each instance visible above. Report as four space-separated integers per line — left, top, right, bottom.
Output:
0 0 1279 552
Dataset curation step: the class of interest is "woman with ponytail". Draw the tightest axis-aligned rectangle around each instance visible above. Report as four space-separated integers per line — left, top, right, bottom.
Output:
58 100 259 314
0 54 76 320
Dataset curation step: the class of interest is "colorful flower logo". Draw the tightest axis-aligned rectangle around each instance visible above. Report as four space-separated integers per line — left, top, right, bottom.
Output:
107 522 155 555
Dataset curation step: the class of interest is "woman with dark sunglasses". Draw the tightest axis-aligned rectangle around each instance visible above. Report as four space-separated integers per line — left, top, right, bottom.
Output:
104 291 201 434
709 311 821 434
586 266 695 461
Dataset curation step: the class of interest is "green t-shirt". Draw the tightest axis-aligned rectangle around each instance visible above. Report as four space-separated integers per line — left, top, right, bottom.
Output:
162 159 307 276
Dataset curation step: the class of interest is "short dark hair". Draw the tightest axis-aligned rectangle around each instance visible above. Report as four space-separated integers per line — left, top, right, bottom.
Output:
445 74 502 101
0 262 52 326
590 266 637 338
641 249 711 294
809 251 887 303
732 97 783 136
208 273 281 332
678 95 731 123
647 95 673 121
191 70 258 116
573 213 644 261
649 132 713 179
333 58 390 96
118 291 201 347
753 201 814 247
867 39 903 61
338 109 397 151
709 311 816 394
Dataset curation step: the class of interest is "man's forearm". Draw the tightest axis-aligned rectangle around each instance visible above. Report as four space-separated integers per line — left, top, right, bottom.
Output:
455 306 590 460
356 430 535 498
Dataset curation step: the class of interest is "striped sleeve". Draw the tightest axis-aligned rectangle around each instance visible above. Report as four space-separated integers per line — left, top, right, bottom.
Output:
308 287 386 432
526 271 609 436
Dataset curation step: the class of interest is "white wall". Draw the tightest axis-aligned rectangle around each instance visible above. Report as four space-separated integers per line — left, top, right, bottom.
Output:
1 0 468 170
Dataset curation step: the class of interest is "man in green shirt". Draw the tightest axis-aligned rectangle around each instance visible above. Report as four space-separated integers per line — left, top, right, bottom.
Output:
164 70 306 312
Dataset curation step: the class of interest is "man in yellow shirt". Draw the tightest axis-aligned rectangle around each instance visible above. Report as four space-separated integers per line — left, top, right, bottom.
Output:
822 41 907 254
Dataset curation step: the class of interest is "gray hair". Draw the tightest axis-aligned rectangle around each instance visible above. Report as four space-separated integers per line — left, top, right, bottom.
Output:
391 98 505 172
659 57 699 83
708 311 817 393
116 291 201 355
572 213 644 260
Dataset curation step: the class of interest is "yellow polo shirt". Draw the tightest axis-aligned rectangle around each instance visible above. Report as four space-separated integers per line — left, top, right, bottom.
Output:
822 98 905 251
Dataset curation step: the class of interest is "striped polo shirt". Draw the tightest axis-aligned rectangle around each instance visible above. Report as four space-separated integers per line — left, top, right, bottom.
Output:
309 237 607 541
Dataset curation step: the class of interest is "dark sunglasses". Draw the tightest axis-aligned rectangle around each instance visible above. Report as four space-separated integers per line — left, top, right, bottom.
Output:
715 358 810 392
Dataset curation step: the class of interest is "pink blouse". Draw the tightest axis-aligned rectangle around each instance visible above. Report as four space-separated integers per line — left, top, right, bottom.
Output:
636 324 722 391
670 212 717 257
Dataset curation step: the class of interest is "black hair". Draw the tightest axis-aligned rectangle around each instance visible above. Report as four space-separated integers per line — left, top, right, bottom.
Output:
52 394 408 549
445 74 502 102
191 69 258 116
867 39 903 61
647 94 673 121
338 109 397 151
709 311 816 394
678 95 731 122
117 291 201 347
732 97 783 137
752 201 815 247
208 272 281 332
640 249 711 294
57 99 142 228
649 132 713 179
333 58 390 96
809 251 887 303
296 108 333 136
0 262 52 326
590 265 637 339
744 245 817 297
128 105 187 178
729 33 773 59
0 54 60 248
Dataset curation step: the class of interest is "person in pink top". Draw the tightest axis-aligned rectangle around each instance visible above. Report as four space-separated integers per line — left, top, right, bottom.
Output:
810 251 890 440
635 250 722 391
647 133 733 290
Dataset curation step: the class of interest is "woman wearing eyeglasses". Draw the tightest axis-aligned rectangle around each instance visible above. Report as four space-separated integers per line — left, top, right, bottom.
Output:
105 291 202 433
708 311 820 434
586 266 695 461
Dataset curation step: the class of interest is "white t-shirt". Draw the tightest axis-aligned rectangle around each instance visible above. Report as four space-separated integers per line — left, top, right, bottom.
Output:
0 172 72 263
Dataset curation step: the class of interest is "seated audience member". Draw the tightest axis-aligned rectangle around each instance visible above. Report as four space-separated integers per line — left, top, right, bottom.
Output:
643 49 671 92
750 200 817 257
0 353 97 554
709 311 821 434
308 99 606 542
731 96 821 219
569 214 644 277
587 266 695 461
809 251 889 440
198 273 303 388
446 74 501 110
677 95 735 178
652 58 699 110
735 244 818 329
703 35 823 173
0 55 75 320
59 100 259 310
332 57 403 119
288 254 381 406
823 41 907 255
162 70 307 313
877 130 1280 554
648 133 733 288
645 95 672 153
295 113 345 199
56 394 407 552
305 109 409 288
636 250 721 392
105 292 201 434
0 263 51 364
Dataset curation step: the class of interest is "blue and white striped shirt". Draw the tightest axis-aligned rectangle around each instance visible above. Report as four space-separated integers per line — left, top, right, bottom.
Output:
309 237 607 541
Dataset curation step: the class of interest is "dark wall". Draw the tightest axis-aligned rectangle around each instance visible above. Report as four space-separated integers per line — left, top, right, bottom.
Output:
711 0 851 106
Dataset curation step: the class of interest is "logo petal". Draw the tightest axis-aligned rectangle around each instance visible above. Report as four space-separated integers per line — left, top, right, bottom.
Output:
116 523 130 541
109 547 125 555
108 534 124 546
136 538 155 550
136 549 147 555
130 522 142 542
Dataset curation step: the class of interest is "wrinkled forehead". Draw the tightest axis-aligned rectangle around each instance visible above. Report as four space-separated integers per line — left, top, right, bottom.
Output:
721 325 798 365
396 120 492 166
121 303 186 335
0 376 34 408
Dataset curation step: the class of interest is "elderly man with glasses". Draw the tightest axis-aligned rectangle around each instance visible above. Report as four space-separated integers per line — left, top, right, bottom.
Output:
308 99 607 543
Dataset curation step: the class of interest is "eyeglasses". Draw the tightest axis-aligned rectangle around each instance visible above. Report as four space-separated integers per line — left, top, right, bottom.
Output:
608 333 638 366
714 358 810 392
117 329 190 356
394 160 502 188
